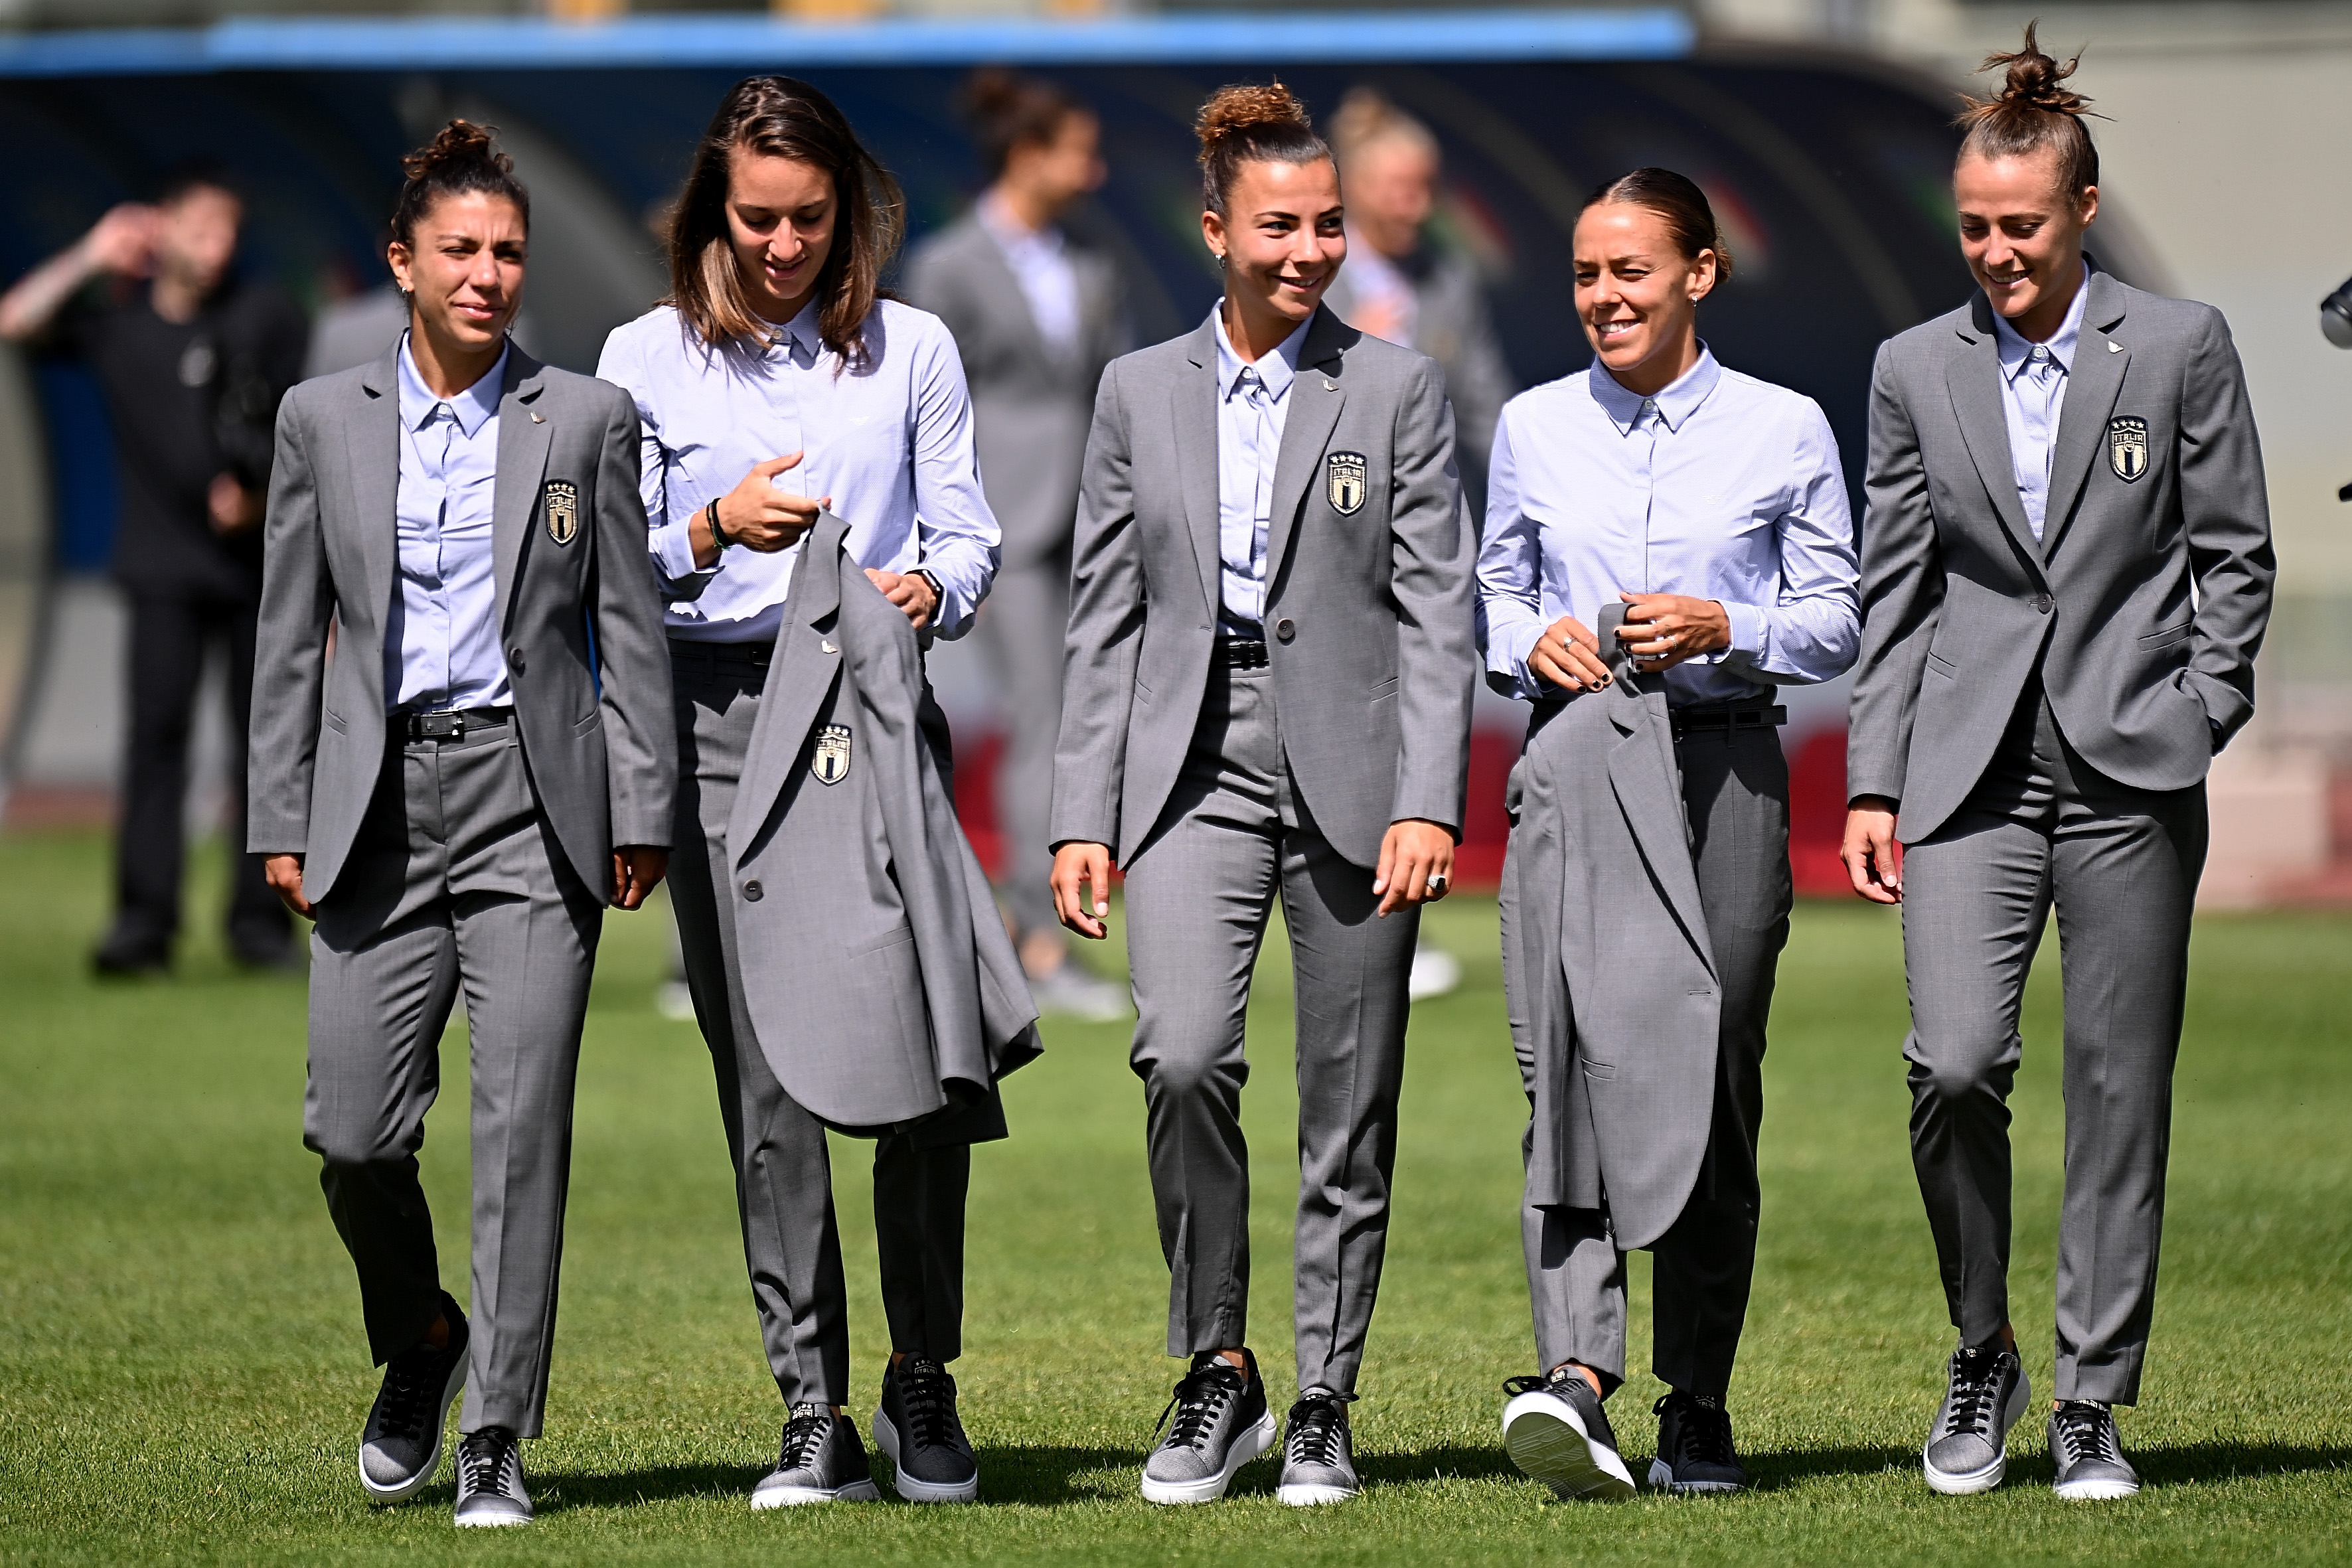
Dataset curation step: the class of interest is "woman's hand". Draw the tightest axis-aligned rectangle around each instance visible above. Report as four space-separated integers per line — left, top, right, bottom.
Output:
1842 797 1903 905
1373 819 1456 917
691 451 830 568
864 569 938 630
1616 592 1729 672
1529 614 1612 693
1051 842 1115 939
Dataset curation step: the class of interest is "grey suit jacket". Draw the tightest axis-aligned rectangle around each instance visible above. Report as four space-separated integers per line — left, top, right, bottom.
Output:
1848 271 2275 842
903 212 1125 566
1502 609 1719 1249
1324 246 1514 499
1050 306 1478 870
730 514 1042 1133
249 343 676 903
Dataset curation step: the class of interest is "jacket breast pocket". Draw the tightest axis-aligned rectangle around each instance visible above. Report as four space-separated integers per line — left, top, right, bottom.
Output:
2137 619 2193 653
572 709 603 739
1924 648 1959 680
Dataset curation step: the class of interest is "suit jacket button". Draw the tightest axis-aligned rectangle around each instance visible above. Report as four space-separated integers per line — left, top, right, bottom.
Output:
509 646 526 671
1274 617 1296 643
2033 594 2053 614
743 880 763 902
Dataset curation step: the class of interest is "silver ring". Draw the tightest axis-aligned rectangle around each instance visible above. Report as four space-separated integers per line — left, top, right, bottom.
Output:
1427 874 1449 897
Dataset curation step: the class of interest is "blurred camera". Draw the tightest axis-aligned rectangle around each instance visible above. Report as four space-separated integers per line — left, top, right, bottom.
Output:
2324 274 2352 349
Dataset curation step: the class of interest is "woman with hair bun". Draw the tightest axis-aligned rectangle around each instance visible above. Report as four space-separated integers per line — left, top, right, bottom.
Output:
1049 80 1476 1508
1843 25 2271 1502
597 74 1033 1514
1478 166 1859 1500
251 119 676 1529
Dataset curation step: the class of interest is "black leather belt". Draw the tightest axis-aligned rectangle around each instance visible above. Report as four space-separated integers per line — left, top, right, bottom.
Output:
668 638 775 668
400 706 512 742
1215 637 1270 670
1669 704 1787 742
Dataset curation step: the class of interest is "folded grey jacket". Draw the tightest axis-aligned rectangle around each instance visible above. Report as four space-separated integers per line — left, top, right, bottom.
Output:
725 514 1041 1138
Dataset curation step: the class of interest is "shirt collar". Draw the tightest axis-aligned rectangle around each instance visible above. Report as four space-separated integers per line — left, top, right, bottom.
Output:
397 333 509 437
765 298 822 363
1992 262 2090 382
1210 303 1311 402
977 190 1063 258
1587 343 1721 435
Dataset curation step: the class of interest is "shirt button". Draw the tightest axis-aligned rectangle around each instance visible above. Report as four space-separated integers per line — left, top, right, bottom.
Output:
743 880 763 902
2033 593 2053 615
1274 617 1296 643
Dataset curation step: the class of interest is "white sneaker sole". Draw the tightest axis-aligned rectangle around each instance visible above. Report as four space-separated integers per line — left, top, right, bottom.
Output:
1922 1367 2031 1496
750 1478 883 1510
358 1346 468 1504
1646 1458 1743 1494
2054 1476 2142 1501
1502 1391 1636 1501
451 1505 532 1528
1276 1480 1358 1506
872 1406 980 1503
1140 1409 1279 1504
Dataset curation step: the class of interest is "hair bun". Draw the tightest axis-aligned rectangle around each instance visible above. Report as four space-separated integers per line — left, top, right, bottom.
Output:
1982 21 2091 117
963 66 1022 121
1195 82 1312 159
401 119 512 185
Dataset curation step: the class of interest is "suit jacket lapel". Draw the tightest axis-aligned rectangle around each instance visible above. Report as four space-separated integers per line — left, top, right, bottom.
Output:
969 222 1056 369
347 347 404 628
1175 318 1223 618
731 517 850 864
2039 272 2130 562
1265 308 1349 583
1601 680 1717 979
1946 297 2048 580
491 348 553 638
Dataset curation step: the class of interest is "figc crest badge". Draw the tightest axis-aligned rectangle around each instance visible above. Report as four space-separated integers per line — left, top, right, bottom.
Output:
2107 417 2149 483
812 723 852 785
1326 451 1368 516
544 479 580 545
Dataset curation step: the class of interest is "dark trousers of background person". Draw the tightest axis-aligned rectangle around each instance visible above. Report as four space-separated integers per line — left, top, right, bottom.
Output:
112 591 288 961
971 542 1070 949
1900 676 2207 1406
1520 724 1790 1400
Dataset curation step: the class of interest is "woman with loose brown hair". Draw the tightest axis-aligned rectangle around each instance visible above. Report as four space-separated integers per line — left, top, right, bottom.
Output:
1478 165 1857 1500
1845 24 2270 1505
1049 80 1476 1508
596 73 1006 1512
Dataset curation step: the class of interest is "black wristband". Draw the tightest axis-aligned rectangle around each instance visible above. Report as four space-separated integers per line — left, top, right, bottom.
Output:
705 498 730 548
913 567 942 605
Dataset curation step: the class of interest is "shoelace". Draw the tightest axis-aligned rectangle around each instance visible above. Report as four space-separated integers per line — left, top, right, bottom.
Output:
779 1403 834 1472
374 1344 447 1442
2051 1401 2120 1467
1286 1397 1346 1467
1657 1393 1735 1468
1940 1349 2007 1439
895 1360 965 1451
1156 1364 1243 1450
459 1427 519 1497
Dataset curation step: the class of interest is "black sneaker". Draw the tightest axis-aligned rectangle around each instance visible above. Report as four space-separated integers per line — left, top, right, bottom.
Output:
873 1355 979 1504
358 1293 469 1503
1501 1367 1636 1500
1140 1350 1279 1505
1650 1390 1748 1494
92 923 169 977
1275 1390 1359 1506
1922 1343 2030 1495
452 1426 532 1527
2050 1400 2142 1501
751 1404 882 1509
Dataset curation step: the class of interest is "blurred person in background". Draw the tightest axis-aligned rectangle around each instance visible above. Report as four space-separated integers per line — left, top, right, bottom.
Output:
905 67 1130 1022
0 162 307 973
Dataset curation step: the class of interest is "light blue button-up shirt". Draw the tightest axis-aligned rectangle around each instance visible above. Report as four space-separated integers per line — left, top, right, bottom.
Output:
595 298 1000 643
387 335 511 714
1211 305 1312 634
1477 347 1859 707
1991 264 2089 542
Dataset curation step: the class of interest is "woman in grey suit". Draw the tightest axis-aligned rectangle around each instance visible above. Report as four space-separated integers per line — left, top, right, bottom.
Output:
1478 169 1858 1500
1050 82 1476 1509
904 69 1129 1021
596 76 1014 1510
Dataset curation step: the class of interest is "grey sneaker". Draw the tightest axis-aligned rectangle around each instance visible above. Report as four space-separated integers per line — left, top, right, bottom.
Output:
1501 1368 1636 1500
1140 1350 1278 1504
751 1404 882 1508
1650 1390 1748 1494
874 1355 979 1503
1275 1391 1358 1506
358 1293 469 1503
451 1426 532 1528
1922 1344 2030 1494
2050 1401 2142 1501
1030 959 1131 1022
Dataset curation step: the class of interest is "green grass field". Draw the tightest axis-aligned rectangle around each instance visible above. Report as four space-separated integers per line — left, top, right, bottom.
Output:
2 828 2347 1566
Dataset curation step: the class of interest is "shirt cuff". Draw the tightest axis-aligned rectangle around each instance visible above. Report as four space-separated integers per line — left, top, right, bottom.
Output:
651 518 711 587
1717 601 1766 669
